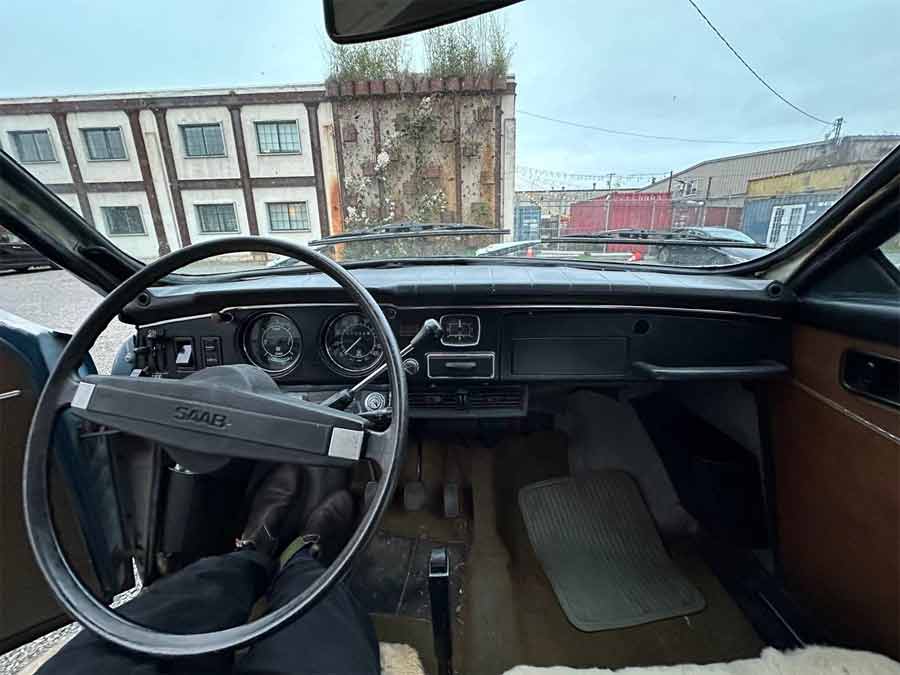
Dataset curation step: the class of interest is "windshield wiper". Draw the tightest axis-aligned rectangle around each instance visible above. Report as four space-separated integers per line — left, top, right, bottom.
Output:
545 229 767 248
308 222 509 246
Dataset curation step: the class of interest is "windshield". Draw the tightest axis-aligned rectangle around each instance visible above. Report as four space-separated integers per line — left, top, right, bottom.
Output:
1 1 897 274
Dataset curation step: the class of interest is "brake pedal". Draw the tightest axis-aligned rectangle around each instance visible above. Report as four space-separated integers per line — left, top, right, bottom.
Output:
403 481 426 511
443 482 460 519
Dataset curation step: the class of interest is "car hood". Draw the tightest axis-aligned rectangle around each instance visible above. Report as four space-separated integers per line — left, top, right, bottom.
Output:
714 245 768 261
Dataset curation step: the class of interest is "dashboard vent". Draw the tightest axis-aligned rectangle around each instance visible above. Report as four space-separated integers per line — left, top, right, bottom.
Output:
409 391 463 409
467 386 525 409
409 385 525 411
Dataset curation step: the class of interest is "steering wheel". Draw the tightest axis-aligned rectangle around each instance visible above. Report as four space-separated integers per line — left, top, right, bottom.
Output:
23 237 408 656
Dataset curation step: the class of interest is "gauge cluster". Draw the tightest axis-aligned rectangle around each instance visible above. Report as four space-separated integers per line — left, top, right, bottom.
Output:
135 304 498 386
236 307 392 380
235 307 488 381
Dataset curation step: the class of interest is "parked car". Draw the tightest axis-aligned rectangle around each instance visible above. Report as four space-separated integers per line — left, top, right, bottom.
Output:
0 226 57 272
655 227 766 265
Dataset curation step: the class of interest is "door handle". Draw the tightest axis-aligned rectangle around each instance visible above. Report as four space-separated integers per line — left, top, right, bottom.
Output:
842 350 900 408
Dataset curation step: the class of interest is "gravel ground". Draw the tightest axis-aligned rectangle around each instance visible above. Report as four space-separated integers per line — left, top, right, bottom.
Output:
0 268 134 374
0 268 137 674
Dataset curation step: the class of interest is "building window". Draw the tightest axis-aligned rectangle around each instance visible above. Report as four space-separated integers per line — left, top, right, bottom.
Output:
255 121 301 154
767 204 806 247
9 130 56 163
267 202 310 232
102 206 145 236
82 127 127 160
196 204 239 233
181 124 226 157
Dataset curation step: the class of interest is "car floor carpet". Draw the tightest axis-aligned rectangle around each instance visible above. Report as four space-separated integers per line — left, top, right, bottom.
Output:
459 430 765 672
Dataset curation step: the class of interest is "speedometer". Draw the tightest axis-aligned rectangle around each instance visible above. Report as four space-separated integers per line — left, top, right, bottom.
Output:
243 312 302 375
323 312 384 375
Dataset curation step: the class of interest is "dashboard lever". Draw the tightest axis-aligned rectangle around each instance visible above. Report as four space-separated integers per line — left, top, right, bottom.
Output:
323 318 443 410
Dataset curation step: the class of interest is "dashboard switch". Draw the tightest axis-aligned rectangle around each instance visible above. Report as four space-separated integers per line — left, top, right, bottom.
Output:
174 338 195 370
201 336 222 367
403 358 420 376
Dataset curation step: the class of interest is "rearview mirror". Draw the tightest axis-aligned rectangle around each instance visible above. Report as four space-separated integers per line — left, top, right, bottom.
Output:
324 0 523 44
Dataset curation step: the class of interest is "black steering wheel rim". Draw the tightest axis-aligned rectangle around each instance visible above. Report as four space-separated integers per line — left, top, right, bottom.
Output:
23 237 408 656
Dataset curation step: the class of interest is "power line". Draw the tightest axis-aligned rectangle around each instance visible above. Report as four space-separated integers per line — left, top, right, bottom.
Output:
517 110 817 145
685 0 833 127
516 166 665 189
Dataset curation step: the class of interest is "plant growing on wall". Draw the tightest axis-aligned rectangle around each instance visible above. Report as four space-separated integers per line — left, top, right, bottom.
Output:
422 15 514 78
324 36 411 81
379 96 450 223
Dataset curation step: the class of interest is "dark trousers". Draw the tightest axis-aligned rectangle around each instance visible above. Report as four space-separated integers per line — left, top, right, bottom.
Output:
38 550 380 675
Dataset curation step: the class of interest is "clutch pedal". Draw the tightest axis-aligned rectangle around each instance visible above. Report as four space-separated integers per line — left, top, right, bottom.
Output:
403 438 426 511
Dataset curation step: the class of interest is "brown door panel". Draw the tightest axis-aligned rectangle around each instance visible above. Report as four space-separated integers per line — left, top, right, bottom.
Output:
770 324 899 658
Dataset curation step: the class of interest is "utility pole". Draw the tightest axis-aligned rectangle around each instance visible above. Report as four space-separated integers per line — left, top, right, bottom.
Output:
831 117 844 143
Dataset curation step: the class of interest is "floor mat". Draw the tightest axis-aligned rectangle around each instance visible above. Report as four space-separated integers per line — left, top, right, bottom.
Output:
519 470 706 631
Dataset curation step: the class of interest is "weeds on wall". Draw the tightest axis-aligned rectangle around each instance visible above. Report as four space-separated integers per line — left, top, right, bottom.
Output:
422 15 514 79
325 14 514 81
324 37 412 81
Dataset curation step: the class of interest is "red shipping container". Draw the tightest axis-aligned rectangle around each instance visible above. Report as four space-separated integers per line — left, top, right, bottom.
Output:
566 192 673 254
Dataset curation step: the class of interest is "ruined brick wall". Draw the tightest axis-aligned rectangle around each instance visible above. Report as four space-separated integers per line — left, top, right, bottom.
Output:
320 76 516 236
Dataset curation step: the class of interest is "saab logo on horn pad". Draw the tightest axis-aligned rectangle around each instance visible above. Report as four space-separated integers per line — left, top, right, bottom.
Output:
173 406 229 429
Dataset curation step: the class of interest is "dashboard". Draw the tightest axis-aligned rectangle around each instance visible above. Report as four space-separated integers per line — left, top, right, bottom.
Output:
122 264 791 418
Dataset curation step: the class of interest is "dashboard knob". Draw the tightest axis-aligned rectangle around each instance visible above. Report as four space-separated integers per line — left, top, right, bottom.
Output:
364 392 387 411
402 358 420 376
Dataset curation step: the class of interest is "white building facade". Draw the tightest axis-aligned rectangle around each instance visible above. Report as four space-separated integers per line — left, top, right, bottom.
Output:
0 85 331 259
0 79 518 260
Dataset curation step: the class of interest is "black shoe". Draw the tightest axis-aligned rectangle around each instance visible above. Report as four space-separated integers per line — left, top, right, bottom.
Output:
299 490 355 566
236 464 303 558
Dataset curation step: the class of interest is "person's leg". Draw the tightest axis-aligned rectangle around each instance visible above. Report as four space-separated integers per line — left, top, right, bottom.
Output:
38 463 304 675
235 492 380 675
36 550 271 675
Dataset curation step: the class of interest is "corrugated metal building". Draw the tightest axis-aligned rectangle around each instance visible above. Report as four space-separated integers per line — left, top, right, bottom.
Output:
743 163 874 245
640 135 898 215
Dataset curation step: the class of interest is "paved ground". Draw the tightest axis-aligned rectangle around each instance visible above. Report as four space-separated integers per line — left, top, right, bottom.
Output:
0 268 133 374
0 268 138 674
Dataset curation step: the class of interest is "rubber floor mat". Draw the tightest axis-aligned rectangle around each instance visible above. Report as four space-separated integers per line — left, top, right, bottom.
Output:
519 470 705 631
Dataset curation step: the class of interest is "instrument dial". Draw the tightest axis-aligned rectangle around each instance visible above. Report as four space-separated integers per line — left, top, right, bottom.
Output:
243 313 302 375
440 314 480 347
323 312 384 375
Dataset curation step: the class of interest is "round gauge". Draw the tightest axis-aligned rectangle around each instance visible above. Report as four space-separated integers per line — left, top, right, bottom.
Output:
323 312 384 375
243 312 303 375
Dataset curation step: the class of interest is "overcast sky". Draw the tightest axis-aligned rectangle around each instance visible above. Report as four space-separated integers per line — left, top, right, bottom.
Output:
3 0 898 188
